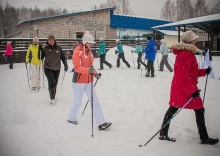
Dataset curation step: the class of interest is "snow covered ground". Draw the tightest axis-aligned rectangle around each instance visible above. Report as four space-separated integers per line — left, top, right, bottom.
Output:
0 46 220 156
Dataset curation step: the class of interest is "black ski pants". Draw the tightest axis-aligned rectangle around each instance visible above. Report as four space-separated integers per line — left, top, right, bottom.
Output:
146 60 154 76
100 54 111 69
6 56 13 69
44 68 60 99
137 53 147 69
160 106 209 141
117 53 130 68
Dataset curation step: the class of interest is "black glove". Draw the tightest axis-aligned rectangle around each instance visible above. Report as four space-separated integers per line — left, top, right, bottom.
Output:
88 66 95 74
205 67 212 75
64 65 68 72
191 89 201 98
115 50 118 54
96 73 102 79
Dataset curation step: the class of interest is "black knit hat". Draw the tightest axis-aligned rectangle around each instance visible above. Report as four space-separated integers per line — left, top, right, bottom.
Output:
147 36 152 40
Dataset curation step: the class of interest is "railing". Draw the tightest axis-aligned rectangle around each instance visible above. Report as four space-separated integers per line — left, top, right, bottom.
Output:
0 38 148 64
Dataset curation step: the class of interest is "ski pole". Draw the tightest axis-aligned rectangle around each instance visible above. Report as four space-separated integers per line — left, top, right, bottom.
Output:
61 71 66 85
156 53 159 69
132 52 135 69
90 70 94 137
203 74 209 103
168 58 174 66
81 78 99 116
25 63 30 89
139 97 193 147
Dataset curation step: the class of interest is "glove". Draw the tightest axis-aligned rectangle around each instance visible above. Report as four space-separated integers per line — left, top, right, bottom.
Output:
88 66 95 74
96 73 102 79
64 65 68 72
205 67 212 75
191 90 201 98
131 50 133 53
115 50 118 54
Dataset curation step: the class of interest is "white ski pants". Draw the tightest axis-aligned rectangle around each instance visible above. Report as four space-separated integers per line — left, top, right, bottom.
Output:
30 64 41 88
68 82 105 126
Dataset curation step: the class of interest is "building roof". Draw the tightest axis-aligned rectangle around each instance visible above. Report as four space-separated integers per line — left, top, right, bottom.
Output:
110 13 171 31
157 30 183 36
17 7 116 26
152 13 220 33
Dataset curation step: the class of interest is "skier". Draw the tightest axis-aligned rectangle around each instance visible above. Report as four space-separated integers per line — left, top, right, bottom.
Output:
144 36 156 77
158 39 173 72
131 39 147 69
3 41 13 69
97 37 112 70
39 35 68 104
201 42 214 78
67 31 112 130
115 39 130 68
25 36 43 91
159 30 219 145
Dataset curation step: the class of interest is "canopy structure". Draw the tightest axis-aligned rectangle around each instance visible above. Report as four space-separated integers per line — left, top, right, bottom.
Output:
152 14 220 51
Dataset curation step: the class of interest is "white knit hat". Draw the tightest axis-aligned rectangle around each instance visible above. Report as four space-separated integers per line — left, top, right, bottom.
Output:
33 36 39 42
160 39 165 43
99 37 103 41
82 31 95 44
181 30 199 43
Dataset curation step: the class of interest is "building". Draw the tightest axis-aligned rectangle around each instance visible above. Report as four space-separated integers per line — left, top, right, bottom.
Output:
15 7 171 39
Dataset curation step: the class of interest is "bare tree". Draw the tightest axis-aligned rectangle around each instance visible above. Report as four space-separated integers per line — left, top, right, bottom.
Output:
98 0 134 15
176 0 194 21
209 0 220 14
160 0 176 21
194 0 209 17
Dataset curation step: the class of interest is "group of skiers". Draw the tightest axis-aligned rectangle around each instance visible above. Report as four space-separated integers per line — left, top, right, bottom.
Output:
3 30 218 144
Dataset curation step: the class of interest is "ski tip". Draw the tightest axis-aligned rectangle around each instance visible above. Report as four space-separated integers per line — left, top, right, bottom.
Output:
91 134 94 137
138 145 143 147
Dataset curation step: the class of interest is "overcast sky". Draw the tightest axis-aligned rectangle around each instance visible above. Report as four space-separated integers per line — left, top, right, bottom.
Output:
2 0 168 19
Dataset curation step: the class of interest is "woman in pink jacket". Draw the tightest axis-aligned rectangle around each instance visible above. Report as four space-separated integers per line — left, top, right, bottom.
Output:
159 30 218 145
3 41 13 69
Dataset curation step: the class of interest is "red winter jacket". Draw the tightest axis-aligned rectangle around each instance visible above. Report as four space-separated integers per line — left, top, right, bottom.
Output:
169 43 206 109
4 44 13 56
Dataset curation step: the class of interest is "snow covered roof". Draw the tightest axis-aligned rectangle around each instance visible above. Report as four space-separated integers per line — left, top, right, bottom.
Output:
17 7 116 26
157 30 183 36
152 14 220 33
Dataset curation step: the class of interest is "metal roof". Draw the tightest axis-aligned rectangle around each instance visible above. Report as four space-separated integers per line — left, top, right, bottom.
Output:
17 7 116 26
157 30 183 36
110 14 172 31
152 13 220 33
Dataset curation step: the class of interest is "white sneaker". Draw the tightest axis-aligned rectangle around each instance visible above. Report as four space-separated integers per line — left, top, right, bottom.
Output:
50 99 56 105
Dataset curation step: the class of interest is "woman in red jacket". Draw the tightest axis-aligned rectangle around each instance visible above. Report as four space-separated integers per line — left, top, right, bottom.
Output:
67 31 112 130
159 30 218 145
3 41 13 69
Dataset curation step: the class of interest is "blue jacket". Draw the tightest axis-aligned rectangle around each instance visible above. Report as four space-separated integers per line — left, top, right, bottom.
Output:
144 39 156 61
117 42 124 54
98 40 106 55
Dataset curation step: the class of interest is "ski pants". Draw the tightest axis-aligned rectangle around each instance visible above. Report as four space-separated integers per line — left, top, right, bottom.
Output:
146 60 154 76
68 83 105 126
6 55 13 69
100 54 111 69
137 53 147 69
117 53 130 68
159 55 173 72
160 106 209 141
44 68 60 99
30 64 41 88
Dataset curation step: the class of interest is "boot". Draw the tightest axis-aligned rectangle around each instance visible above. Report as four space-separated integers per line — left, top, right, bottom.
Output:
201 138 219 145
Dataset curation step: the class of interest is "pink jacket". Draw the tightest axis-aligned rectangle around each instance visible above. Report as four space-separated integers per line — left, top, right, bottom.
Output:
169 43 206 109
4 44 13 56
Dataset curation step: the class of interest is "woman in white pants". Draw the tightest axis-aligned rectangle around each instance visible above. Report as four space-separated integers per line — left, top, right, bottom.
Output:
67 31 112 130
202 42 214 78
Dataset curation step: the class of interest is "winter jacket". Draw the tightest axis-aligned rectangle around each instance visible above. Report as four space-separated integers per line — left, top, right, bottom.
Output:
132 44 142 54
41 42 67 71
4 44 13 56
72 44 97 83
117 42 124 54
144 39 156 61
98 40 106 55
159 42 169 56
169 43 206 109
26 44 42 65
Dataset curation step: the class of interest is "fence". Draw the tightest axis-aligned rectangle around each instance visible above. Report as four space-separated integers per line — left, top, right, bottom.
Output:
0 38 148 64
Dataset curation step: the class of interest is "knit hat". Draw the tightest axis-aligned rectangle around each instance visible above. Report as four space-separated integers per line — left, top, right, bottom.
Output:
82 31 95 44
147 36 152 40
116 39 119 42
99 37 103 41
48 35 55 40
181 30 199 43
160 39 165 43
33 36 39 42
7 41 11 44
